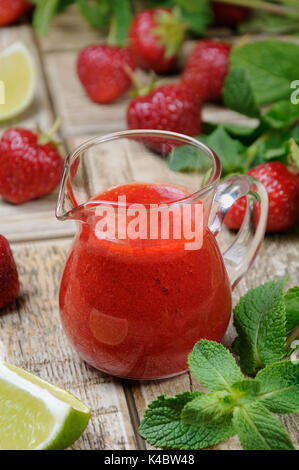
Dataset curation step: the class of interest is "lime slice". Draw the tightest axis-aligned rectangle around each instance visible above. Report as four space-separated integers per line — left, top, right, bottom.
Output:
0 361 90 450
0 41 36 121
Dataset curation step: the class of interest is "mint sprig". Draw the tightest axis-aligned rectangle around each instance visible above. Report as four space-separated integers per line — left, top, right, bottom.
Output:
139 341 298 450
138 391 235 450
139 280 299 451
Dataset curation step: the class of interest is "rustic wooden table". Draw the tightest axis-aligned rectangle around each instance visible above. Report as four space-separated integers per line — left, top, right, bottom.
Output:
0 7 298 450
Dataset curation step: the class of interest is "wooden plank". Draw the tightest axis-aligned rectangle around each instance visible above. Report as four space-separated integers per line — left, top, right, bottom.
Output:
131 232 299 449
0 238 137 450
0 26 76 242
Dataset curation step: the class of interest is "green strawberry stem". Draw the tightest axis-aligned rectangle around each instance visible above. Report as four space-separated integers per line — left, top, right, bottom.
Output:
151 7 188 59
37 117 61 146
124 66 159 97
213 0 299 18
107 16 118 47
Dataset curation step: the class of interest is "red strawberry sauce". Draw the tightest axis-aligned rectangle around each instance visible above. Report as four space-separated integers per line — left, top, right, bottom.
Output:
59 183 232 379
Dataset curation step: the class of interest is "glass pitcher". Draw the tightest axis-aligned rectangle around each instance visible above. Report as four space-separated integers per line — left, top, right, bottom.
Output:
56 130 268 380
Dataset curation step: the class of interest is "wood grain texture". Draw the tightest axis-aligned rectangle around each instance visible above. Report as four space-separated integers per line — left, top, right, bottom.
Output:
0 6 298 450
0 239 137 450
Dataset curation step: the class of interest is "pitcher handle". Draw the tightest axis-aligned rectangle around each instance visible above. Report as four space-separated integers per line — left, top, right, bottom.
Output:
209 175 269 290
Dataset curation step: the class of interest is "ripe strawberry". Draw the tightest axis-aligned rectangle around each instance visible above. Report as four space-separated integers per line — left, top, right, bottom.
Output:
225 162 299 233
127 83 202 153
182 40 231 102
212 2 250 27
128 8 187 74
0 235 19 309
0 121 64 204
0 0 32 26
77 45 136 104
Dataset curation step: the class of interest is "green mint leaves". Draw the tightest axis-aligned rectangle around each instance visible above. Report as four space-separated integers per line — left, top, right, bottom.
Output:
140 281 299 451
170 39 299 177
168 127 246 176
285 287 299 335
233 279 299 375
256 361 299 414
223 67 260 119
227 40 299 108
232 278 287 375
138 392 235 450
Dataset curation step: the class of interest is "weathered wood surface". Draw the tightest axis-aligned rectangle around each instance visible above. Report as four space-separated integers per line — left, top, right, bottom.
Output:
0 6 298 450
0 239 137 450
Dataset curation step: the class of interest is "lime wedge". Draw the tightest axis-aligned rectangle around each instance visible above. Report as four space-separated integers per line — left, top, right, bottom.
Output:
0 41 36 121
0 361 90 450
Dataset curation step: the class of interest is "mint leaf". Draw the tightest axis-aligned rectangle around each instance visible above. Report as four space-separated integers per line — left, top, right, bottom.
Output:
76 0 111 27
256 360 299 414
112 0 132 46
223 67 260 118
233 279 287 375
263 101 299 130
233 401 295 450
168 127 245 175
174 0 208 13
284 287 299 335
139 393 235 450
177 0 211 35
181 391 233 425
229 40 299 106
202 127 246 175
168 145 204 172
223 123 260 140
188 340 243 392
32 0 60 35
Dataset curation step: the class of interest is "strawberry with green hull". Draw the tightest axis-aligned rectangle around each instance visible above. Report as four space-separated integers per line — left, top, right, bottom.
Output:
0 120 64 204
127 83 202 154
182 40 231 102
0 0 32 26
0 235 19 310
128 8 187 74
225 162 299 233
77 45 136 104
